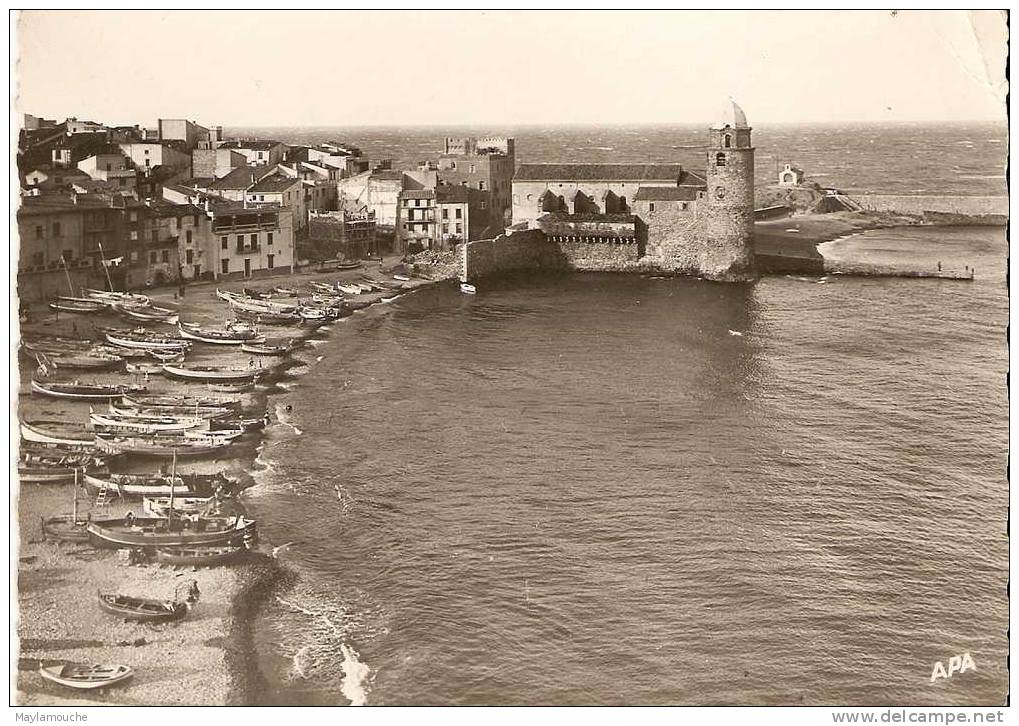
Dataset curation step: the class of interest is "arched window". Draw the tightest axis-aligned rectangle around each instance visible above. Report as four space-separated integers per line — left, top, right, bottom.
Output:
724 135 732 148
716 153 726 167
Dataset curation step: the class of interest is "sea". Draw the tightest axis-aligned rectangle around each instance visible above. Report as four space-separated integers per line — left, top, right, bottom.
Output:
231 123 1008 706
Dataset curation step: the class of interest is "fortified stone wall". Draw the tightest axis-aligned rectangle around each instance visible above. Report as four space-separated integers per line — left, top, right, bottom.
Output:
459 229 568 281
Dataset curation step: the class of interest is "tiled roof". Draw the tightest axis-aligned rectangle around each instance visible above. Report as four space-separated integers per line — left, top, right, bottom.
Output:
400 189 435 199
633 186 703 202
209 166 272 190
248 174 301 193
514 164 700 183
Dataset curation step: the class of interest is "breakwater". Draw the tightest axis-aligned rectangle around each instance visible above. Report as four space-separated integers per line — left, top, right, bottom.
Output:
853 195 1007 224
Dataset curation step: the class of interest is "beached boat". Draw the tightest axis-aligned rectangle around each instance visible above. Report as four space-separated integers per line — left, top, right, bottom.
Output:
162 363 263 382
48 298 107 314
230 306 303 325
208 381 255 393
112 302 179 325
336 283 363 295
87 514 256 549
82 288 150 306
273 286 298 296
178 322 263 345
89 409 206 434
125 361 167 375
95 433 234 458
83 471 229 499
154 545 245 567
335 260 363 270
20 420 94 447
104 328 190 351
19 462 80 484
97 592 188 623
41 515 90 542
240 340 296 356
30 379 146 400
393 274 411 282
143 495 214 517
35 351 123 371
380 295 400 303
460 283 477 295
121 393 240 412
39 663 134 690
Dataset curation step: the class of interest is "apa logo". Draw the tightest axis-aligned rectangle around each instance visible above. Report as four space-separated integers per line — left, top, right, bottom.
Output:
930 653 976 683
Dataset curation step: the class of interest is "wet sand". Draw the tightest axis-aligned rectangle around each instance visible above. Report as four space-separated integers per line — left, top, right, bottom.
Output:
14 255 446 705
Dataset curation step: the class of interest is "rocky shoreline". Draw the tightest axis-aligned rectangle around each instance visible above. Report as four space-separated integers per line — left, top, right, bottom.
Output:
14 255 444 706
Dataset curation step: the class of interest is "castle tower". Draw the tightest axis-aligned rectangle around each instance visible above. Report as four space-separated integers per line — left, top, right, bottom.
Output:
703 100 756 280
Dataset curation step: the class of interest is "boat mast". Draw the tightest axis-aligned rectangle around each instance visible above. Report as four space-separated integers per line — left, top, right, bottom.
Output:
72 467 79 522
97 241 115 292
59 254 74 296
169 449 176 520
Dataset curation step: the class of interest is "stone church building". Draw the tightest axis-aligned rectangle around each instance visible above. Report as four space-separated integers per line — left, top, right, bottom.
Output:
503 100 756 281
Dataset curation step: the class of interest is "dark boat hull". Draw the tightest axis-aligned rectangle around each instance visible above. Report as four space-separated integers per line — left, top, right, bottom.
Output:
97 593 187 623
87 517 256 549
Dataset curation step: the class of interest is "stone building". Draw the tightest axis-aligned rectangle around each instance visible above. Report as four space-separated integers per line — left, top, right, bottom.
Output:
208 203 294 280
218 139 286 167
481 100 757 281
307 210 378 260
396 185 471 253
778 163 805 186
435 137 514 238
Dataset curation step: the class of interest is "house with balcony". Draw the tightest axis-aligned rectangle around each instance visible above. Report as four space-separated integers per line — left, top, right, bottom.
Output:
208 202 294 279
244 172 306 232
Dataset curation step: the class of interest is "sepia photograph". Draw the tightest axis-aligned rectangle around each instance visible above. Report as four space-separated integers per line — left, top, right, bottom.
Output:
8 8 1010 718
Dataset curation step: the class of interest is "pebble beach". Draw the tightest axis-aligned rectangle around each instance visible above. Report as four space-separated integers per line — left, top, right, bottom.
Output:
14 254 447 706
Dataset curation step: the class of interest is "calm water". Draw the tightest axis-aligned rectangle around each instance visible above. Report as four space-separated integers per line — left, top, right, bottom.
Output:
233 122 1007 705
243 223 1007 706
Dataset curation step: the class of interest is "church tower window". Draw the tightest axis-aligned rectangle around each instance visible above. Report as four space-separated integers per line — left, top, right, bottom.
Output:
724 135 732 148
715 152 726 167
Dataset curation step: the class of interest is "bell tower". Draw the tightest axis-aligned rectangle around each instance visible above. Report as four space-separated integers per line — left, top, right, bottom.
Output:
703 99 756 280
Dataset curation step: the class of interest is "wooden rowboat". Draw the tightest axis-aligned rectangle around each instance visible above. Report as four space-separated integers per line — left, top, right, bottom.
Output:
162 364 263 383
95 434 233 458
143 495 214 517
104 328 190 351
83 471 229 499
335 260 363 270
97 592 188 623
20 420 94 447
240 340 296 356
39 662 134 690
460 283 477 295
178 322 263 345
154 545 246 567
48 299 107 314
31 379 146 400
41 515 90 542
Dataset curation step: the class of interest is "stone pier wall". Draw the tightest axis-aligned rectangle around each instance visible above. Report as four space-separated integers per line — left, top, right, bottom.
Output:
854 195 1007 219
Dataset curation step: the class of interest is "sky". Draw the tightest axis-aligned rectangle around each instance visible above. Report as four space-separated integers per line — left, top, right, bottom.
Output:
15 10 1008 128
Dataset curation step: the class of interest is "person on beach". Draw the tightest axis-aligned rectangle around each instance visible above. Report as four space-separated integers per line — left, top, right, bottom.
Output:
937 261 942 271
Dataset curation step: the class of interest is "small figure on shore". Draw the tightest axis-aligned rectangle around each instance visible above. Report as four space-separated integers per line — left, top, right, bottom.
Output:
125 512 135 527
937 261 942 272
285 404 293 412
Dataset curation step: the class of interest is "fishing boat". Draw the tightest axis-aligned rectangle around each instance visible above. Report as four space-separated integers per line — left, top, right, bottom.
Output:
21 420 94 447
335 260 363 270
95 433 234 458
125 361 167 375
215 288 243 302
82 288 151 306
310 281 339 294
39 663 134 690
178 322 263 345
30 379 146 400
112 302 179 325
87 513 256 549
48 298 107 314
83 471 229 499
297 306 331 322
147 348 185 362
208 381 255 394
273 286 298 296
154 545 245 567
242 287 271 299
380 295 400 303
240 340 296 356
104 328 190 351
35 351 123 371
122 393 240 412
97 592 189 623
162 363 263 382
336 283 363 295
143 495 213 517
89 408 206 434
393 274 411 282
460 282 477 295
19 462 81 484
231 307 303 325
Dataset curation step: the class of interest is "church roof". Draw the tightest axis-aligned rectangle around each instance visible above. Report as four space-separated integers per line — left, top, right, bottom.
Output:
633 186 703 202
714 99 749 130
515 163 692 183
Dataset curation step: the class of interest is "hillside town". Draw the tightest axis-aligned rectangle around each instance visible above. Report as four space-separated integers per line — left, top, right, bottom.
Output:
17 114 518 303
